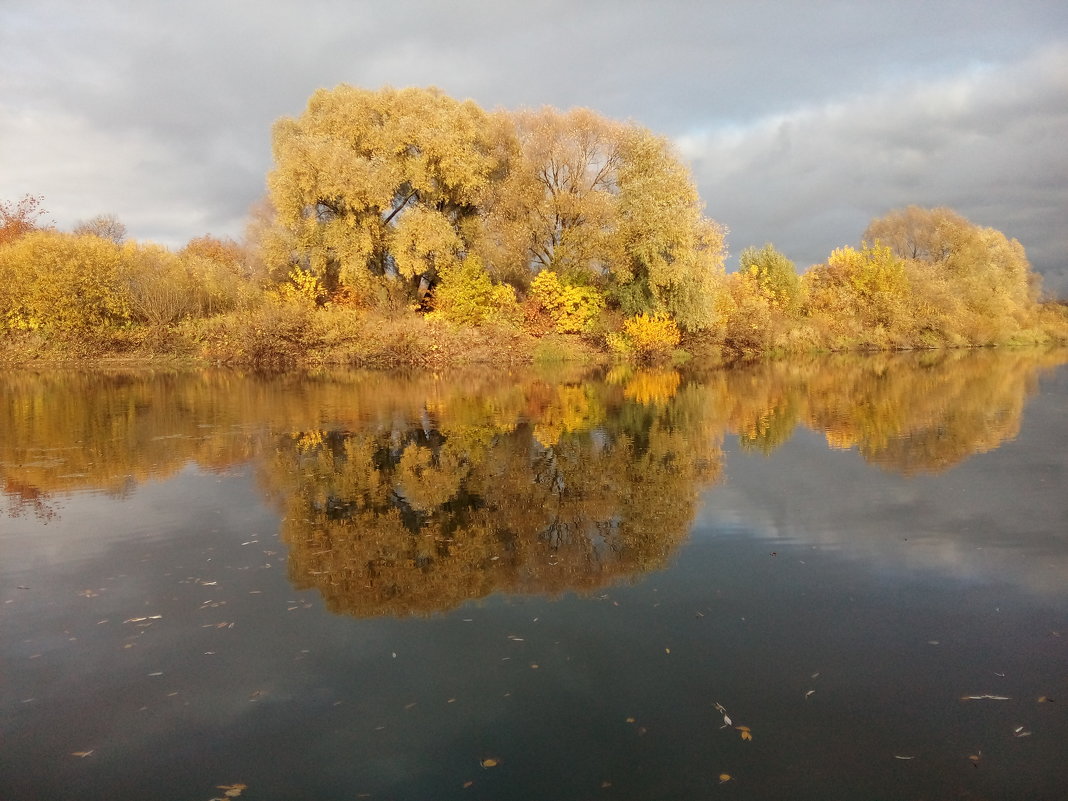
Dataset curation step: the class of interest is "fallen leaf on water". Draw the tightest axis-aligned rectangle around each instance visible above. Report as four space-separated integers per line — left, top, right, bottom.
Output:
71 750 94 758
894 755 915 760
961 695 1011 701
718 773 732 784
462 780 474 788
736 726 752 741
480 758 499 768
216 784 247 798
1038 696 1053 703
625 717 636 723
805 690 816 699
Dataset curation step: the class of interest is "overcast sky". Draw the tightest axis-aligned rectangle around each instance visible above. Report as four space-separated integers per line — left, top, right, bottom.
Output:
2 0 1066 294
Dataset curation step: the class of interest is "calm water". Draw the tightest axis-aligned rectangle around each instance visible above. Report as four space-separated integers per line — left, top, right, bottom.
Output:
2 351 1067 801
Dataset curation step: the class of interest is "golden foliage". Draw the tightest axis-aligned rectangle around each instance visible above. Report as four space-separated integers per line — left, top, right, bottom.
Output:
0 230 131 333
607 313 682 363
528 270 605 334
428 256 518 326
267 85 500 302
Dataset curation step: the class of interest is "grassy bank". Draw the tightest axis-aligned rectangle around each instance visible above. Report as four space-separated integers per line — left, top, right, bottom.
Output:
3 298 1067 370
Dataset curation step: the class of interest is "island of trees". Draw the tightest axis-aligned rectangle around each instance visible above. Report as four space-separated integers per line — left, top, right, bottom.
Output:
2 85 1066 366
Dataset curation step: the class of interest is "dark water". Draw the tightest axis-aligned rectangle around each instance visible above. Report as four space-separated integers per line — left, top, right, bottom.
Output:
2 351 1067 801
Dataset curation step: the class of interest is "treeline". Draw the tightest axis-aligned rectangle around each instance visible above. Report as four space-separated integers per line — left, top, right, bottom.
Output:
2 86 1066 365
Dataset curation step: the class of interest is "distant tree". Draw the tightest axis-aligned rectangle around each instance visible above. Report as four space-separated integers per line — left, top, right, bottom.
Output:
73 214 127 244
737 243 801 312
179 234 247 276
0 195 49 246
862 205 967 262
864 205 1040 341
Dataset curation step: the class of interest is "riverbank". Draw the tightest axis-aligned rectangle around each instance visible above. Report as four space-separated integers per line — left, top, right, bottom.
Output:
3 300 1068 370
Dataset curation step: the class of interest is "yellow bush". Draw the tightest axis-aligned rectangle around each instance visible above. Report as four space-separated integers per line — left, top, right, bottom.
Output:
529 270 605 334
0 230 131 333
428 256 518 326
607 312 681 362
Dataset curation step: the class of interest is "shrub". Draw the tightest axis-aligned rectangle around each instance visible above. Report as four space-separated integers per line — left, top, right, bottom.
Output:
528 270 605 333
428 256 518 326
0 230 131 333
607 312 681 363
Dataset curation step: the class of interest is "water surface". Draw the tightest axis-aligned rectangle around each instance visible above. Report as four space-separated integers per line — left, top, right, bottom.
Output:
2 351 1067 800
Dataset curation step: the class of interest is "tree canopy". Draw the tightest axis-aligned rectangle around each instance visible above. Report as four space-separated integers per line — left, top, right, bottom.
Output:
266 85 726 330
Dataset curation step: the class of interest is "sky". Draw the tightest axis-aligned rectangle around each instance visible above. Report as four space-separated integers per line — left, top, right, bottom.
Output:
2 0 1066 294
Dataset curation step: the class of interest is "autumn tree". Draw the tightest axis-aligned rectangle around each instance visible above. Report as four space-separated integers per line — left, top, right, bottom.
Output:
864 205 1040 343
482 107 726 330
738 244 801 312
267 85 505 305
0 195 49 246
73 213 127 244
266 87 727 331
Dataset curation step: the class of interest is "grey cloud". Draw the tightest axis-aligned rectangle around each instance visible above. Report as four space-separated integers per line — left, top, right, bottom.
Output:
679 45 1068 295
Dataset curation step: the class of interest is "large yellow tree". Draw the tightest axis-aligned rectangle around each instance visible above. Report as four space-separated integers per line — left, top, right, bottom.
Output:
267 85 505 302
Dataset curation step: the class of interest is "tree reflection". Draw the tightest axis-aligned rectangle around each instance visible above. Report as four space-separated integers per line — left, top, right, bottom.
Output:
2 349 1066 615
264 375 724 617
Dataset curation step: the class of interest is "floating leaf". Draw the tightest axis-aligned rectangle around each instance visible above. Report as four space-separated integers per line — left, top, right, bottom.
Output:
71 750 94 758
894 755 915 760
216 785 247 798
718 773 732 783
961 695 1011 701
736 726 753 742
480 758 499 768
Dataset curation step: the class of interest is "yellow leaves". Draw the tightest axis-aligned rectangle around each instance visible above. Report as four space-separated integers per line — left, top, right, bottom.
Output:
480 757 499 769
429 255 518 327
71 750 94 758
528 270 605 334
608 313 681 363
212 784 247 800
718 773 732 784
736 725 753 741
0 230 131 334
393 206 462 280
273 267 326 307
